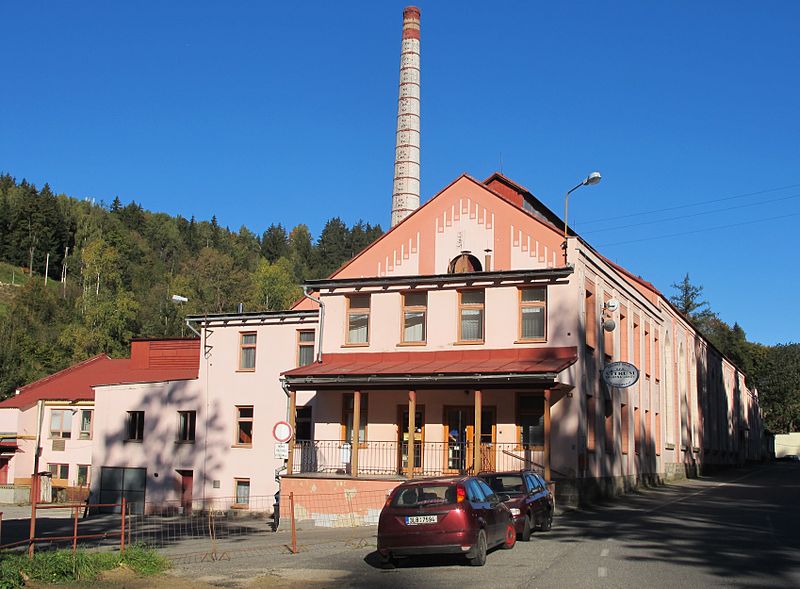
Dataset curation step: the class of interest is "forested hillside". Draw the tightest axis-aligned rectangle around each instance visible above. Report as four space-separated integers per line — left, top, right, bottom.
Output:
0 174 382 398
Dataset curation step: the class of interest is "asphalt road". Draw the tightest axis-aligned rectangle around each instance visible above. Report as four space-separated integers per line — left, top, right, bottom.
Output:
173 462 800 588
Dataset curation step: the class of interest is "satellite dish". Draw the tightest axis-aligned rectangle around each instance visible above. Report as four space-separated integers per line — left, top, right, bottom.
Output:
602 319 616 332
605 299 620 312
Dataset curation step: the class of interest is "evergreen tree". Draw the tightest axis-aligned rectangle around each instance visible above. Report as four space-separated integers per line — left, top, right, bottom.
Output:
288 224 314 282
315 217 350 277
261 223 289 263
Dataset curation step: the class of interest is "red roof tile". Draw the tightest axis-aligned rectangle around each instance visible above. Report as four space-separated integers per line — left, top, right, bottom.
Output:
283 347 577 378
0 339 200 410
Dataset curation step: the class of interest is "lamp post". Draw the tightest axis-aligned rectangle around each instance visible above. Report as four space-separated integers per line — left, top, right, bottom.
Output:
562 171 601 265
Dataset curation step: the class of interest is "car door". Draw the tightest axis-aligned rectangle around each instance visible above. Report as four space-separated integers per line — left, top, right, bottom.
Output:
465 478 490 536
476 478 505 545
524 472 543 522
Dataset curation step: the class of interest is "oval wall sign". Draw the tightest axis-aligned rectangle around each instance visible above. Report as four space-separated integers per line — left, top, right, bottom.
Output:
602 362 640 388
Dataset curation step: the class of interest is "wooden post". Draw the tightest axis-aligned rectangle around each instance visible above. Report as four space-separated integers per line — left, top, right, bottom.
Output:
28 474 38 559
287 389 297 475
72 506 79 554
473 390 482 474
289 492 297 554
407 390 416 479
544 389 552 481
352 390 361 478
120 497 126 555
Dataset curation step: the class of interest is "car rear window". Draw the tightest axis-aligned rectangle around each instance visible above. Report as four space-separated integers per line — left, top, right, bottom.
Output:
391 484 456 507
481 474 526 495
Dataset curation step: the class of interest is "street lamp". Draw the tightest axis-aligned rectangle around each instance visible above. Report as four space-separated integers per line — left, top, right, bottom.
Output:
562 171 601 265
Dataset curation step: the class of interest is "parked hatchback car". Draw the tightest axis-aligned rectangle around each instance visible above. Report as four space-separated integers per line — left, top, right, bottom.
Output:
479 470 554 541
377 476 516 566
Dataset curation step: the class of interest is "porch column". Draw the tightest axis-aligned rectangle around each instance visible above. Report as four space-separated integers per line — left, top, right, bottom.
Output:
287 389 296 475
352 390 361 478
407 390 416 479
544 389 551 481
473 389 482 473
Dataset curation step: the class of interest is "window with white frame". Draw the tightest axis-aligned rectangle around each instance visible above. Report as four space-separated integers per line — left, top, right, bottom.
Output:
49 409 72 439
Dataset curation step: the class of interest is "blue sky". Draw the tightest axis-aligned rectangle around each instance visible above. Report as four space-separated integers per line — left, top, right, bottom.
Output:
2 1 798 345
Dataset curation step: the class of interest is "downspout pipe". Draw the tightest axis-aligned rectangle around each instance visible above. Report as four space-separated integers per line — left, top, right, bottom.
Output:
302 287 324 363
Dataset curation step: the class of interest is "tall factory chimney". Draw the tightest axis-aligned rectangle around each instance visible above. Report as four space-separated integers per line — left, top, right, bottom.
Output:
390 6 421 227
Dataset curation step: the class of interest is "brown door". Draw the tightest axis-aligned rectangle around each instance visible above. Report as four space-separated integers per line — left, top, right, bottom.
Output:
444 407 496 473
398 406 424 475
177 470 193 514
0 457 9 485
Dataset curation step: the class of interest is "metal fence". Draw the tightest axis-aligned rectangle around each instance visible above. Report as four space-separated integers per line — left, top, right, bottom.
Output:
292 440 546 476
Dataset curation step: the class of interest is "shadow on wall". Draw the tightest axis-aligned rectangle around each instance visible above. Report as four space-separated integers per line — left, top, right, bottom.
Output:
96 379 229 511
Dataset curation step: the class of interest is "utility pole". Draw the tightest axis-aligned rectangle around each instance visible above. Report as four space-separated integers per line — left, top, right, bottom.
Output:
62 246 69 298
44 252 50 286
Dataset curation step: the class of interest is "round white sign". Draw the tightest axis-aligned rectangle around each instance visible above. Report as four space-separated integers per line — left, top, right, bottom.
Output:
273 421 293 443
602 362 640 388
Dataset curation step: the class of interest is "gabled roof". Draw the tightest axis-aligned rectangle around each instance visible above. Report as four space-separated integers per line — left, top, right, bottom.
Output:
0 339 200 410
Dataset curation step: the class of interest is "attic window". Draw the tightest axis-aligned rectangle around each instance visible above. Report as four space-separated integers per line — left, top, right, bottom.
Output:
448 253 482 274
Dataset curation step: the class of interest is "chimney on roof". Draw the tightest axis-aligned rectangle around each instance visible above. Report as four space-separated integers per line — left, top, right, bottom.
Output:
390 6 421 227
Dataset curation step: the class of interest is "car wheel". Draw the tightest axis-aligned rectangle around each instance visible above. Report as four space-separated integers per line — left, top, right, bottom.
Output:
521 514 533 541
540 509 553 532
469 529 487 566
502 522 517 549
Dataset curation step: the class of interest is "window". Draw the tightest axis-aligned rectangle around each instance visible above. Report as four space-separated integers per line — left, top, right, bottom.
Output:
645 323 651 377
239 332 257 371
401 292 427 343
235 406 254 446
48 463 68 480
297 330 315 366
604 400 614 454
585 282 597 349
633 316 641 369
177 411 196 442
645 409 651 455
79 410 92 440
619 306 628 363
342 393 368 444
234 479 250 506
77 465 90 487
458 290 484 343
296 406 313 441
621 403 629 455
655 412 661 455
654 331 661 382
346 295 370 344
49 410 72 439
518 287 546 341
586 395 596 452
126 411 144 442
517 394 544 447
634 406 641 455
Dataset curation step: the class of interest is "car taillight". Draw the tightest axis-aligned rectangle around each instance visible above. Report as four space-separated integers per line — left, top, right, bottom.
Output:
456 485 466 503
384 492 393 508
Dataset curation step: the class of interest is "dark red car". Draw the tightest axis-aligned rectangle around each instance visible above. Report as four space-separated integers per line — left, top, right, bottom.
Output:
377 476 516 566
479 470 554 541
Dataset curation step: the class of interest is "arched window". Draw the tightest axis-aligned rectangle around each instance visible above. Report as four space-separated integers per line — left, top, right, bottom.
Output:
448 253 482 274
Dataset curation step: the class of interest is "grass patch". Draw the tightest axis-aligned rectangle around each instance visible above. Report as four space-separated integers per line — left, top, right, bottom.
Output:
0 546 169 589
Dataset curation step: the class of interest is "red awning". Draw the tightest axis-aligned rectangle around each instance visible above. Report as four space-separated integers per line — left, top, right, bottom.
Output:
283 347 577 380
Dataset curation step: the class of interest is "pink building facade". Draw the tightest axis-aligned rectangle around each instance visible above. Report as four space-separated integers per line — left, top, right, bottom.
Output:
90 311 318 511
0 339 199 500
280 173 767 515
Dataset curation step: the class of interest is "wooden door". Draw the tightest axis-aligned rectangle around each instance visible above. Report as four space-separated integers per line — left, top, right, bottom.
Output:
444 407 495 473
397 406 425 475
0 457 9 485
178 470 193 514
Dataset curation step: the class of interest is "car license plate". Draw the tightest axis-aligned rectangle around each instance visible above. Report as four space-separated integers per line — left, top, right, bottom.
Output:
405 515 437 525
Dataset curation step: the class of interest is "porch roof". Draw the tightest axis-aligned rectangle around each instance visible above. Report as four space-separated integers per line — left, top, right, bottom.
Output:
282 346 577 388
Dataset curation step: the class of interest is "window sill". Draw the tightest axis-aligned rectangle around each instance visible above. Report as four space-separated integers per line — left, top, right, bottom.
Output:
175 440 196 445
454 340 484 346
232 444 253 449
231 503 249 510
342 343 369 348
124 439 143 444
514 338 547 344
397 341 426 347
236 369 256 373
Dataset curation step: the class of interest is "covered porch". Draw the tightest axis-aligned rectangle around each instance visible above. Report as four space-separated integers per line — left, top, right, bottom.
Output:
282 347 578 482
